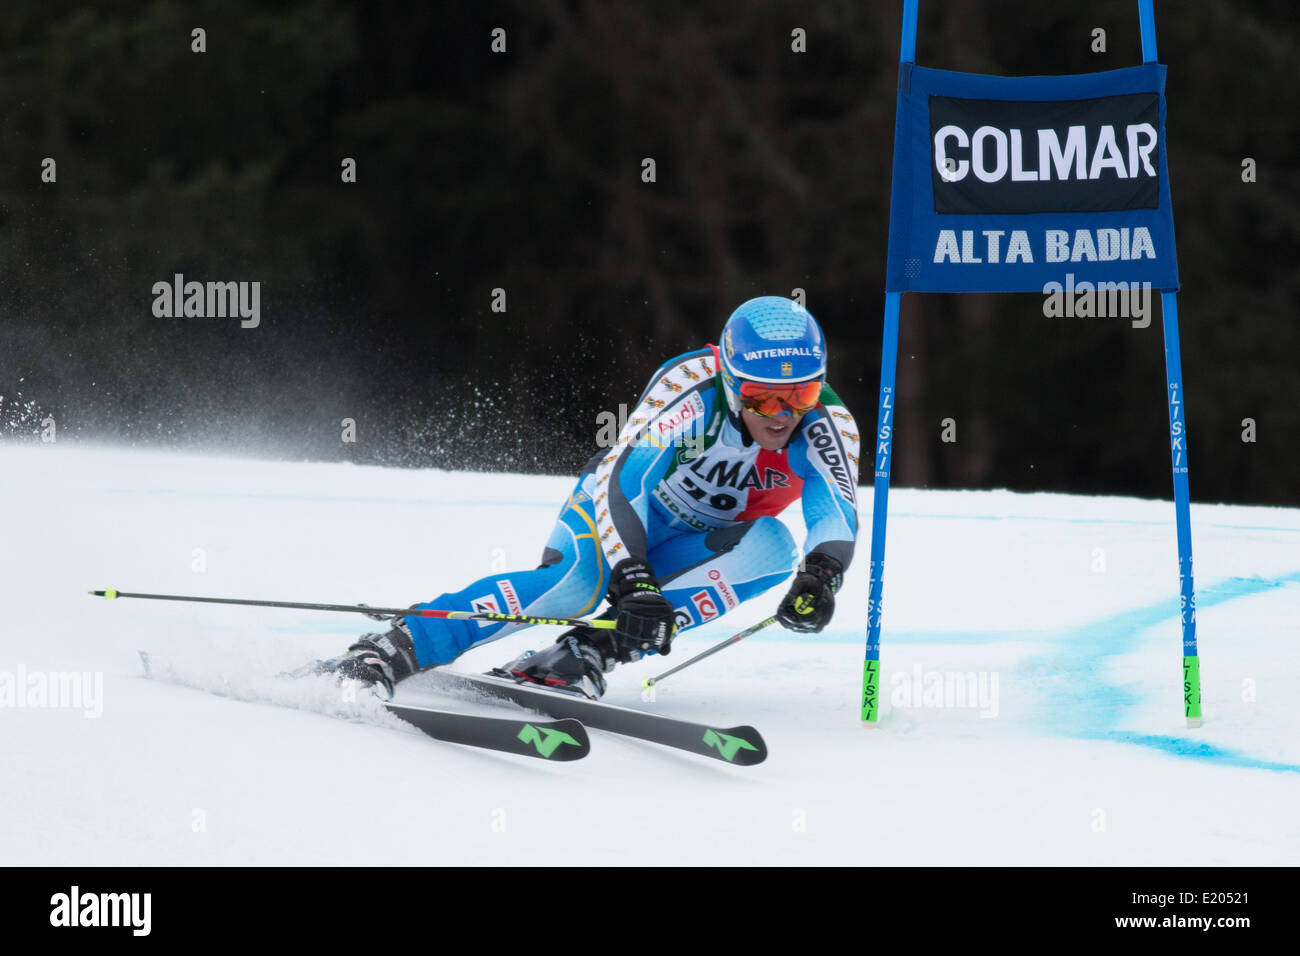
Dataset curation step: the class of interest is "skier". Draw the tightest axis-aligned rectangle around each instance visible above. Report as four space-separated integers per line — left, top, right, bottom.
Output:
329 295 861 699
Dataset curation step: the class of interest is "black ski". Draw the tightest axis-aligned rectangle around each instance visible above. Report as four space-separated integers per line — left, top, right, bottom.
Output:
385 701 590 761
141 650 590 762
421 671 767 766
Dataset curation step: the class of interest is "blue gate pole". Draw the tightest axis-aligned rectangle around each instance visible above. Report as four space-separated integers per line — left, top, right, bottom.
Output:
1138 0 1158 62
861 0 918 726
900 0 919 62
1140 0 1201 727
862 293 901 725
1161 292 1202 727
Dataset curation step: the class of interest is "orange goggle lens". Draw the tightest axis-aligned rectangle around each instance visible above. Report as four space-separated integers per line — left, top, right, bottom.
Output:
737 379 822 417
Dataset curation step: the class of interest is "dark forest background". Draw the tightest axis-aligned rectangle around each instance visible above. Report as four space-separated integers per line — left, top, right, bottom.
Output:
1 0 1296 505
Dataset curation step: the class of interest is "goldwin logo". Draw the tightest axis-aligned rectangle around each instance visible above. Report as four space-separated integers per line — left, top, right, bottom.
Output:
50 886 151 936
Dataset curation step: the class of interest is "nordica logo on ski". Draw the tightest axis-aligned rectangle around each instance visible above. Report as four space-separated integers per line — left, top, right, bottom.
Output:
702 729 759 762
741 346 822 361
517 723 581 758
930 92 1160 214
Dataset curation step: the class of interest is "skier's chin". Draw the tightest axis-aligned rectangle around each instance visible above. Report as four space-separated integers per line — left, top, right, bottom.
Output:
744 411 799 450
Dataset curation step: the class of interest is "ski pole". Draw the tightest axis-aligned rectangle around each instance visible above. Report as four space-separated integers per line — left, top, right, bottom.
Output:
89 588 617 630
641 616 777 689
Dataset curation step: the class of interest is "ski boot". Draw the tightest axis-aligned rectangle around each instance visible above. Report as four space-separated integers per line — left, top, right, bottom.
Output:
323 617 418 699
492 620 619 700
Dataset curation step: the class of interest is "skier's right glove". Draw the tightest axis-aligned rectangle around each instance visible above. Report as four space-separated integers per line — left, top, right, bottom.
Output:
776 552 843 634
607 558 677 657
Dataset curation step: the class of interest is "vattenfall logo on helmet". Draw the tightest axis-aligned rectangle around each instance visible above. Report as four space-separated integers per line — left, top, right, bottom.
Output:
741 346 820 361
929 92 1160 214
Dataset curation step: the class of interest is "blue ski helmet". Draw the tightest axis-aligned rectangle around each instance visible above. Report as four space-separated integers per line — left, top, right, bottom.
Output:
718 296 826 418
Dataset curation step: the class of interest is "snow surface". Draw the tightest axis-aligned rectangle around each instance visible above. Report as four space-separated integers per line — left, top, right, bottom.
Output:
2 443 1297 865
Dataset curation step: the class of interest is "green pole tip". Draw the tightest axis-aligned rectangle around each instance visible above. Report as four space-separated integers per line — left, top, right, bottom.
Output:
104 588 118 599
642 677 654 689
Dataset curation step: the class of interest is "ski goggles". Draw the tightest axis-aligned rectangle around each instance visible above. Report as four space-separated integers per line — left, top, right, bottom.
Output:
737 379 823 417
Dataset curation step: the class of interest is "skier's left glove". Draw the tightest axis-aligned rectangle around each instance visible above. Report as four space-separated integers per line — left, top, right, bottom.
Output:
777 552 843 634
608 558 677 657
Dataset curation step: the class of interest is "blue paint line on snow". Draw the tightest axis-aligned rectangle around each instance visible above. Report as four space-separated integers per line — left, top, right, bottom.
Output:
707 570 1298 772
1044 570 1300 773
1075 731 1300 773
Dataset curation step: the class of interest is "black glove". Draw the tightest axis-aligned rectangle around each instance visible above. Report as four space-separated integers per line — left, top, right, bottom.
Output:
777 552 843 633
607 558 677 657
